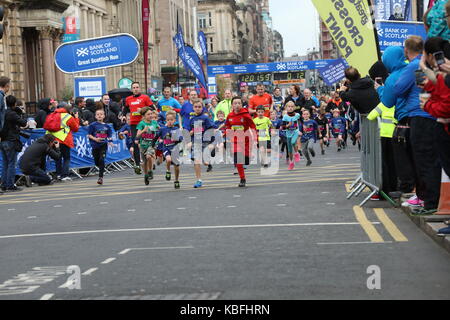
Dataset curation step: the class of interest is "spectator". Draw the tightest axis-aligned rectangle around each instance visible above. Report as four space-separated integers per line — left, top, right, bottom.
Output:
73 97 89 126
0 95 28 192
156 87 182 126
215 89 232 119
35 98 54 128
82 98 96 124
424 0 450 40
272 87 284 115
0 76 11 133
389 36 441 213
20 134 61 186
284 85 303 113
420 37 450 179
339 66 380 114
98 94 121 130
47 102 80 182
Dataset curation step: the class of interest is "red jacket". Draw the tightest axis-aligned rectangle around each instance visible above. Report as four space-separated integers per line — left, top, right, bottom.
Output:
224 108 257 156
424 73 450 134
54 108 80 148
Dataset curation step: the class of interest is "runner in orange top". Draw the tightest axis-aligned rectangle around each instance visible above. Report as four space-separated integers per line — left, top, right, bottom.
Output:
248 83 273 118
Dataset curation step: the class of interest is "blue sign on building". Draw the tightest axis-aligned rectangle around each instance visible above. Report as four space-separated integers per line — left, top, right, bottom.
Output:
376 20 427 51
74 76 107 101
55 33 140 74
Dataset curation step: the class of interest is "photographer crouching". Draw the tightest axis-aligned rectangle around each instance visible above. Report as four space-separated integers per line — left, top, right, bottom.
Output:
20 134 61 187
0 95 31 193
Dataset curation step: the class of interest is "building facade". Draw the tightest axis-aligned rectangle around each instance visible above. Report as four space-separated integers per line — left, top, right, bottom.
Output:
272 30 284 62
0 0 161 108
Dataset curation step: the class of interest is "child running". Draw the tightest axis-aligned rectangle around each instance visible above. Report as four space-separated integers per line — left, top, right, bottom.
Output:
253 105 273 168
118 113 134 160
224 96 257 187
315 104 330 155
87 109 113 185
282 101 302 170
214 110 227 163
158 110 184 189
135 108 159 185
330 108 347 152
300 109 319 167
270 110 286 161
186 99 218 188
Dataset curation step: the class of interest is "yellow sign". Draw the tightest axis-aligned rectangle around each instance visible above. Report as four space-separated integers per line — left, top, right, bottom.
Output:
311 0 379 77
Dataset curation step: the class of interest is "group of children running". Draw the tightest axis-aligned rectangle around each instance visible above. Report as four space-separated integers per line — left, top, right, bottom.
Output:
85 92 350 189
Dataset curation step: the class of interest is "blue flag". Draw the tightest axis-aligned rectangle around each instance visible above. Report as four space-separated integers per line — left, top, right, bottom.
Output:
179 45 208 92
198 31 208 66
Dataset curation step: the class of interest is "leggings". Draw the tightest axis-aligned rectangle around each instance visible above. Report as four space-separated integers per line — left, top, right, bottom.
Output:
92 144 107 178
286 132 299 155
301 139 316 162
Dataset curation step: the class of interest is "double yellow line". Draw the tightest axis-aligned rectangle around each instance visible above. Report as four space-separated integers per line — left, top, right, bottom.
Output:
353 206 408 243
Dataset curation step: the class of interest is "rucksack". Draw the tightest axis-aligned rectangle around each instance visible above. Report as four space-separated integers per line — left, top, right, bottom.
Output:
43 112 71 132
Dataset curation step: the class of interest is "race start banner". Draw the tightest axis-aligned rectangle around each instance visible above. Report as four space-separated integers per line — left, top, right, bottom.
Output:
311 0 380 77
0 126 131 176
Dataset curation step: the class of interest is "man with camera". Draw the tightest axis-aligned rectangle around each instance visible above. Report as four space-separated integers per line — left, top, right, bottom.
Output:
45 102 80 182
20 134 61 186
0 95 29 193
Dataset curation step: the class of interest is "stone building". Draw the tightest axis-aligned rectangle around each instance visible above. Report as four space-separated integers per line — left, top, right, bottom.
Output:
272 30 284 61
236 0 264 64
0 0 161 108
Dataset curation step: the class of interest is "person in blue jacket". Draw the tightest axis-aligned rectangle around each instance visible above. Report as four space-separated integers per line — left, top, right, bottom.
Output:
157 87 182 126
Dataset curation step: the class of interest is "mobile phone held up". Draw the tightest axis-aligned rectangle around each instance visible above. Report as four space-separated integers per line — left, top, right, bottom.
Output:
415 69 426 86
434 51 445 66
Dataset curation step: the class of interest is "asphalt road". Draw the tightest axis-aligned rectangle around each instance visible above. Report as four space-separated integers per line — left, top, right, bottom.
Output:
0 144 449 300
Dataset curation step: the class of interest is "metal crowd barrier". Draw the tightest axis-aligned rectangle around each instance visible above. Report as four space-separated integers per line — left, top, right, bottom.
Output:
347 114 383 207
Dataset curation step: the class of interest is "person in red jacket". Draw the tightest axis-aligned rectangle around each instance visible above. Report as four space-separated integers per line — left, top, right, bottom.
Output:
224 96 257 187
124 82 153 174
49 103 80 181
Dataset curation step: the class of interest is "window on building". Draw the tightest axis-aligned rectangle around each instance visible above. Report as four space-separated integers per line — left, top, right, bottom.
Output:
198 13 207 29
208 12 212 26
208 37 214 53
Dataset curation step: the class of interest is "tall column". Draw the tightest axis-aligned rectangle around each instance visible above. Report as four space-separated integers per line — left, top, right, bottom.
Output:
97 12 104 37
39 27 57 98
81 5 89 39
53 29 65 99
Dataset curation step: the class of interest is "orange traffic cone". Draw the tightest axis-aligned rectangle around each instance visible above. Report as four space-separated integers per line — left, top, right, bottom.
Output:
436 169 450 215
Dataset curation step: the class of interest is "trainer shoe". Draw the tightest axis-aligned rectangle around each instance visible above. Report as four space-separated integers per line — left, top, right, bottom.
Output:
410 207 437 216
437 226 450 236
193 180 203 188
144 174 150 186
321 150 325 155
6 186 23 192
97 177 103 185
148 171 153 180
288 161 295 171
61 177 72 182
174 181 180 189
134 166 142 175
165 171 171 181
370 194 380 201
24 176 32 188
206 164 213 172
239 179 246 187
263 164 269 169
294 153 301 163
306 160 312 167
310 149 316 157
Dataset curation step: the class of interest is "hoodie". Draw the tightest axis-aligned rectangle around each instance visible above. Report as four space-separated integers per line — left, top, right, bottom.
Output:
224 108 256 156
340 76 380 114
377 46 409 121
391 54 435 121
35 98 52 128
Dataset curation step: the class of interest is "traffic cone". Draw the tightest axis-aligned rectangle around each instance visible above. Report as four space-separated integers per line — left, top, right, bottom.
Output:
436 169 450 215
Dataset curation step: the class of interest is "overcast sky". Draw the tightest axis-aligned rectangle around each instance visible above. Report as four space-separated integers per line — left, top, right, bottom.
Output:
269 0 320 57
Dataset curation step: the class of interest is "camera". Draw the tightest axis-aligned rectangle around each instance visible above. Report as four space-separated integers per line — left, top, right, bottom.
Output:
434 51 445 66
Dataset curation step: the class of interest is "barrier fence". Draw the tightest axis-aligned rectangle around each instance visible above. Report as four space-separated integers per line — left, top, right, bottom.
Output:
347 114 385 207
0 125 133 179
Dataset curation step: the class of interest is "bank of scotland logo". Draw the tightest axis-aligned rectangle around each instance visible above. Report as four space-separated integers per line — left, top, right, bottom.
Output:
276 63 286 71
76 47 89 57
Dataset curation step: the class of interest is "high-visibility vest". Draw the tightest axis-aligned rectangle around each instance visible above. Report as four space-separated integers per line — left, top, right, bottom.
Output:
367 103 397 138
47 113 72 142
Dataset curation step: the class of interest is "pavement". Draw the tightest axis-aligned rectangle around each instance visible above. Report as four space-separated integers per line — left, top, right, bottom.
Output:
0 143 449 300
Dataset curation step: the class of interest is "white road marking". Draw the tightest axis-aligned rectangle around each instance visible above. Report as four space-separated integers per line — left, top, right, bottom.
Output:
177 208 186 210
227 205 237 208
0 222 381 240
101 258 116 264
317 241 394 245
27 216 37 219
127 209 136 212
277 193 287 196
276 204 287 207
322 192 330 194
118 249 131 255
7 208 15 211
326 203 336 205
54 205 62 208
233 195 241 198
188 197 197 199
39 294 54 300
82 268 98 276
100 202 108 205
144 199 152 202
77 212 87 215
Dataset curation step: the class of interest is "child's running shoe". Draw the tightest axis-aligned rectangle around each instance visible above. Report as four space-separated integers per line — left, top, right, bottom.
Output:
321 150 325 155
306 160 312 167
97 177 103 185
310 149 315 157
288 161 295 170
174 181 180 189
165 171 171 181
134 166 142 175
148 171 153 180
144 174 150 186
194 180 203 188
294 153 301 163
239 179 246 187
206 164 213 172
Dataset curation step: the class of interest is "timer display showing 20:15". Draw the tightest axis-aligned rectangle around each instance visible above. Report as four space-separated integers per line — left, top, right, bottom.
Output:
239 73 272 83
